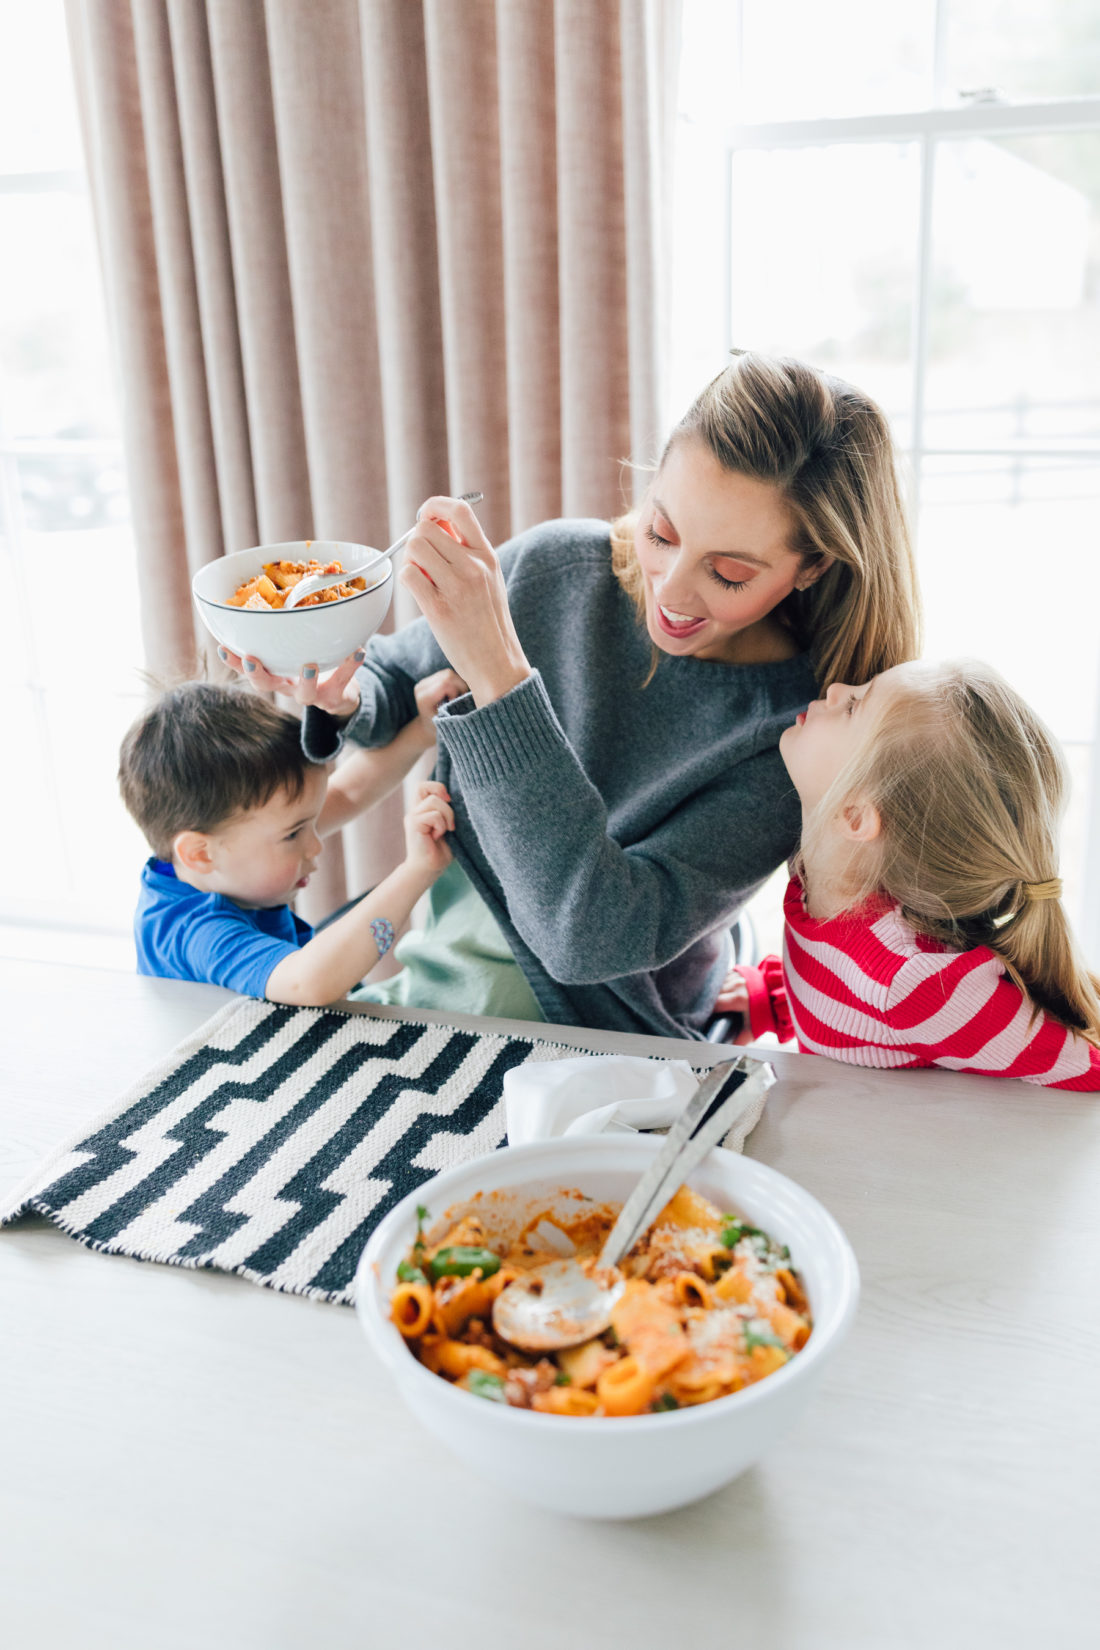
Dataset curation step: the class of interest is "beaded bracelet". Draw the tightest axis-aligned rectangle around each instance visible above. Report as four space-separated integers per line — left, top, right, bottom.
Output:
369 916 395 957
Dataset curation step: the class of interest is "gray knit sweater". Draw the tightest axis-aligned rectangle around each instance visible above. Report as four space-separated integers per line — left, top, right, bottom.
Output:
303 519 816 1039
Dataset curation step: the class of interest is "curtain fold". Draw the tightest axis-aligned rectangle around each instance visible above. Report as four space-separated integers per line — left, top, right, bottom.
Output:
423 0 512 546
130 1 227 582
67 0 679 918
164 0 258 558
497 0 562 529
359 0 448 540
205 0 312 544
555 0 631 518
65 0 193 676
266 0 390 546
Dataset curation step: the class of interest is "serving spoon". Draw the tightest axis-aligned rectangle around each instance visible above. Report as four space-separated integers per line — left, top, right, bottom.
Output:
283 492 484 609
491 1054 776 1353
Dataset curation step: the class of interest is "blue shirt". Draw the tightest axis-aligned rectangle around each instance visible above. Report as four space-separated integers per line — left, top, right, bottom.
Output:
135 859 312 998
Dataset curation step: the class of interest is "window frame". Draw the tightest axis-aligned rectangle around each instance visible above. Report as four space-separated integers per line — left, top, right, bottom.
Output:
717 50 1100 961
0 164 139 936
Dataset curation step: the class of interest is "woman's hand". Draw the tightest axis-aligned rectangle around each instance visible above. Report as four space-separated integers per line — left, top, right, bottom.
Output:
217 644 364 720
403 780 455 878
399 497 532 706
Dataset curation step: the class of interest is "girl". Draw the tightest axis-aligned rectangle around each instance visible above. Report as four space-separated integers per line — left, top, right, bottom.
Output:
221 353 921 1039
719 660 1100 1089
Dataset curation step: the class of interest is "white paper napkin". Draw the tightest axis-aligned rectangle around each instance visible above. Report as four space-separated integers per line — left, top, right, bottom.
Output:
503 1054 769 1154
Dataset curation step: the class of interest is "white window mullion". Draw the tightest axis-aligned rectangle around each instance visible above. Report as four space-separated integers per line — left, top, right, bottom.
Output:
726 96 1100 151
714 71 1100 959
723 145 734 357
931 0 948 109
909 128 937 527
1085 705 1100 965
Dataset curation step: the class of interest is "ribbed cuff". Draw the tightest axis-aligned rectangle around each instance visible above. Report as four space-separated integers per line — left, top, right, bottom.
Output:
435 671 566 787
301 690 377 764
736 965 774 1040
740 956 794 1042
301 705 345 764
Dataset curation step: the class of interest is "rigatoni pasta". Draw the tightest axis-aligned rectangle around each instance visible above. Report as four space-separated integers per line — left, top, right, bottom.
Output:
226 554 368 610
389 1189 811 1416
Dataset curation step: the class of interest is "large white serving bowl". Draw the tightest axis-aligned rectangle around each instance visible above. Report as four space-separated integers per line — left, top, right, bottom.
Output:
192 541 393 676
355 1135 859 1520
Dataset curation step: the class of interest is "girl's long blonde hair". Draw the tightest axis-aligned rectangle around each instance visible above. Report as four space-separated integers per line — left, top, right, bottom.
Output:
805 660 1100 1043
611 352 922 686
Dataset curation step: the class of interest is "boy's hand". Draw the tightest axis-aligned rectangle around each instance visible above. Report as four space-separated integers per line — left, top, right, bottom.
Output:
412 667 468 747
404 780 454 875
217 646 364 720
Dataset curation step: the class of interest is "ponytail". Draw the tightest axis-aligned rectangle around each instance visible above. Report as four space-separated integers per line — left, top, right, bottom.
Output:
981 879 1100 1047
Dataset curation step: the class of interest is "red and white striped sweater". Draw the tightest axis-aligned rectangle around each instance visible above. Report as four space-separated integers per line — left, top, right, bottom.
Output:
738 875 1100 1091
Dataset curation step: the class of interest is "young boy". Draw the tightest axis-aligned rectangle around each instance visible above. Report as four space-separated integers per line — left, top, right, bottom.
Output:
118 674 459 1007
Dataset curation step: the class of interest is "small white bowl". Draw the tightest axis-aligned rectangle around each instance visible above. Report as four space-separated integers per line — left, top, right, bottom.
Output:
355 1136 859 1520
192 540 393 676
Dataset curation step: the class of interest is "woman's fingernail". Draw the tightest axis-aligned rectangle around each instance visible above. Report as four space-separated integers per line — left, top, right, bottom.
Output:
217 646 228 662
244 658 256 672
303 665 316 680
354 649 366 663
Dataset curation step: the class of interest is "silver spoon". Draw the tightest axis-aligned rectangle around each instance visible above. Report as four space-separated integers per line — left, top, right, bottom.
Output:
283 492 484 609
491 1054 776 1353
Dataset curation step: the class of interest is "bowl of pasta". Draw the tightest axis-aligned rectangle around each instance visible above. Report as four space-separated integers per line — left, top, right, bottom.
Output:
192 540 393 676
355 1136 859 1519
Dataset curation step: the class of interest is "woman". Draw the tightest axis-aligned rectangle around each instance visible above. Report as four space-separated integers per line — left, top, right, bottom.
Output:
225 353 921 1038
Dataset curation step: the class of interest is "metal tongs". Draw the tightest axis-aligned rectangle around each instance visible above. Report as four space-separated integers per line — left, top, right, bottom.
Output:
491 1054 776 1352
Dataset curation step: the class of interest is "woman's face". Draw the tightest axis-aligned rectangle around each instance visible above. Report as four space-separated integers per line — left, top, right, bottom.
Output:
633 437 813 663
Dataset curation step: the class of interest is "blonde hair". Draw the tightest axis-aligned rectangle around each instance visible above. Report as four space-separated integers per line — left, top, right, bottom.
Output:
611 352 921 687
804 660 1100 1043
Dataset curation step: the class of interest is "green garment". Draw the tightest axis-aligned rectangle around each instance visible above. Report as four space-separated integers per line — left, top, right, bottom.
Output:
351 860 545 1022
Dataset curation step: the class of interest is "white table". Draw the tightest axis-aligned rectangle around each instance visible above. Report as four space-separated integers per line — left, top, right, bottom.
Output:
2 956 1097 1650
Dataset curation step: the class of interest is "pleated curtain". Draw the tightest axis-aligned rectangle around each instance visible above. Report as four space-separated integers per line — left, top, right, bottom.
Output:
64 0 679 919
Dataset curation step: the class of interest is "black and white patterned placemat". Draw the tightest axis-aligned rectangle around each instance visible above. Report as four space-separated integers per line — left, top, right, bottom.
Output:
0 998 633 1305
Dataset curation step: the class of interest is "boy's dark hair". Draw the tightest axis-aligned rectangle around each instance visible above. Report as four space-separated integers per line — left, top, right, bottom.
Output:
119 682 310 859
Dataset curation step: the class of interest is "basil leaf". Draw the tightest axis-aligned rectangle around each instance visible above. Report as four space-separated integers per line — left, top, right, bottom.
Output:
743 1317 786 1352
465 1370 507 1403
428 1246 502 1280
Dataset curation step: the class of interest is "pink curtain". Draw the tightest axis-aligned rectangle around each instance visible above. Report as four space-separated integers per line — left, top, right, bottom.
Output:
66 0 679 917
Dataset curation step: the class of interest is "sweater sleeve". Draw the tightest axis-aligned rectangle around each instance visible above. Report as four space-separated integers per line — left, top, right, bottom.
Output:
301 611 450 762
883 948 1100 1091
435 670 799 984
300 528 548 763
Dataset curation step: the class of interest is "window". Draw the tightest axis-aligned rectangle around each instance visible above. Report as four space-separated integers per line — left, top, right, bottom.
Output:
673 0 1100 962
0 0 146 938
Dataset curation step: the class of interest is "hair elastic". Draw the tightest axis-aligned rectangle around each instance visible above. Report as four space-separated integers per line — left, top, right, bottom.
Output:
1023 878 1062 903
370 917 395 956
